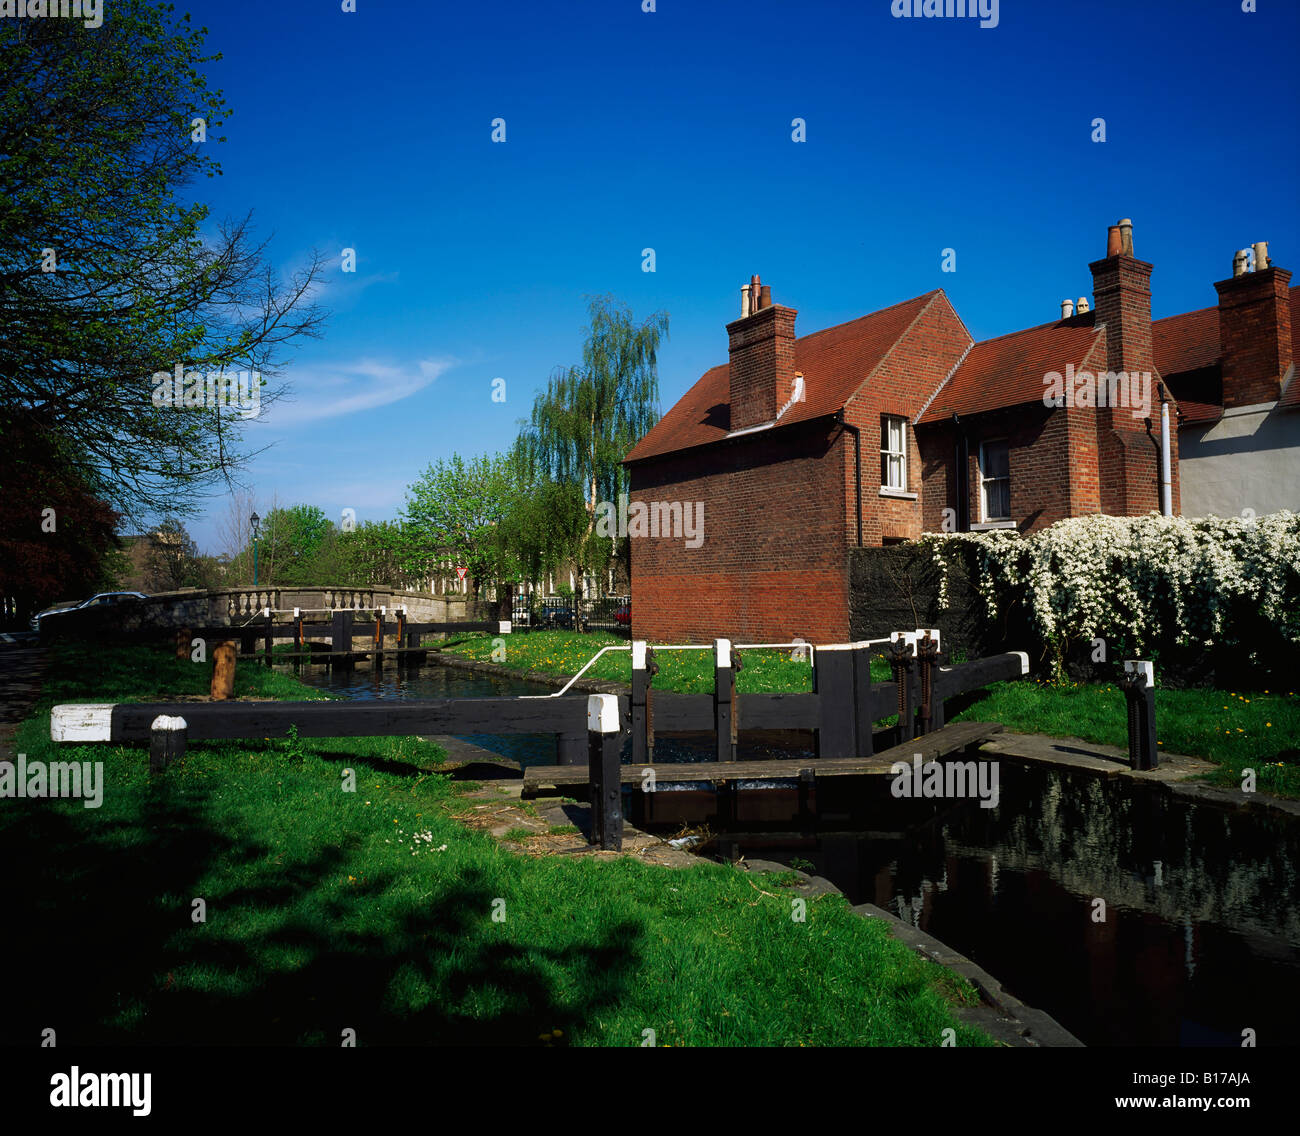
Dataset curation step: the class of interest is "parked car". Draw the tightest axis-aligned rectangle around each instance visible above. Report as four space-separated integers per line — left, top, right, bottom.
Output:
544 606 575 630
31 591 148 632
614 602 631 626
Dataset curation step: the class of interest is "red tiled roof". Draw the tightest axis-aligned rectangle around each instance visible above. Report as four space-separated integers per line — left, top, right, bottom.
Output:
916 317 1104 424
1152 304 1220 376
625 291 941 463
1174 400 1224 427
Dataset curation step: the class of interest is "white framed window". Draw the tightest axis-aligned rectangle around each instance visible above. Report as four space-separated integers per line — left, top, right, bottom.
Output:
979 439 1011 521
881 415 908 492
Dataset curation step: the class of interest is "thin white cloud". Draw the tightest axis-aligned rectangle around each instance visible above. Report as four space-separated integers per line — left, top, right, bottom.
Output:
269 357 455 423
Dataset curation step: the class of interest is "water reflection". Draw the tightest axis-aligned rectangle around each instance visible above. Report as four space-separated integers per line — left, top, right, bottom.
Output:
714 765 1300 1046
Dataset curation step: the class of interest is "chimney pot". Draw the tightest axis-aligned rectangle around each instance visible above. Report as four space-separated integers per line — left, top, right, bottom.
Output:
741 286 752 317
1253 241 1270 271
1118 218 1134 256
760 284 772 309
1061 299 1075 318
1233 249 1249 277
1076 296 1090 314
1106 226 1123 258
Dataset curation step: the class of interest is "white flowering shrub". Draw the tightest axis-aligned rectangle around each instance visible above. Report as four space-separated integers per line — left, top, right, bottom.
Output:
917 512 1300 679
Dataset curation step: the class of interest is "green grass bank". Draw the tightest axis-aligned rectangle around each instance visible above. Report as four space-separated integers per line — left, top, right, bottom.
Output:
1 643 991 1046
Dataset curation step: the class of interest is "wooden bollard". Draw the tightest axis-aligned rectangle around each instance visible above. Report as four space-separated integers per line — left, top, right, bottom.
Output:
211 640 238 700
587 693 623 851
713 638 736 762
150 714 188 774
1121 660 1159 770
176 627 192 660
631 640 658 764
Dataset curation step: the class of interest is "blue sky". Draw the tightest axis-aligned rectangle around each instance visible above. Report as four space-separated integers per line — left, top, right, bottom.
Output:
176 0 1299 554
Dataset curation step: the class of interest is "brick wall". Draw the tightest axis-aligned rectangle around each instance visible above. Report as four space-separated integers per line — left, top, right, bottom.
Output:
628 419 850 644
1215 266 1294 408
843 292 971 543
726 304 796 430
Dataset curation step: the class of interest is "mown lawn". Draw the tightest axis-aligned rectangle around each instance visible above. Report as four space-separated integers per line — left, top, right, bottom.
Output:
948 679 1300 799
439 631 1300 798
439 629 894 690
0 644 990 1047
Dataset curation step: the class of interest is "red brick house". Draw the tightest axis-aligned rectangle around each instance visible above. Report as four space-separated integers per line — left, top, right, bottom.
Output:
624 220 1292 644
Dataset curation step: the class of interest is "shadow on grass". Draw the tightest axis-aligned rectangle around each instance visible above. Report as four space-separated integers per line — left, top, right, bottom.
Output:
0 775 642 1046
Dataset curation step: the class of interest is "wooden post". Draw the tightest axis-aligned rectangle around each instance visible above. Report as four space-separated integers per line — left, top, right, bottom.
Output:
851 641 874 757
815 644 856 759
394 607 405 668
374 607 385 669
264 607 273 667
332 610 354 670
587 693 623 851
175 628 192 661
557 729 586 766
1121 660 1159 770
149 714 187 774
713 638 736 762
631 641 657 765
211 640 237 701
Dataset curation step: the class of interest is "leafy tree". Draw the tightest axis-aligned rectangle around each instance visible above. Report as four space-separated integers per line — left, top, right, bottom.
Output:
255 505 336 586
402 454 518 597
0 412 122 620
336 520 425 590
519 295 667 602
143 517 202 592
496 452 591 598
0 3 327 524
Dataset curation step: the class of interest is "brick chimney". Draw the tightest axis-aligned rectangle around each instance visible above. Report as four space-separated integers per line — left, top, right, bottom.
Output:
1214 244 1293 408
728 274 795 428
1089 218 1155 377
726 275 797 430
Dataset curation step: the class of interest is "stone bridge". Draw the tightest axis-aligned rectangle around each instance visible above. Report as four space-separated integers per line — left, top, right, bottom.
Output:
41 586 494 639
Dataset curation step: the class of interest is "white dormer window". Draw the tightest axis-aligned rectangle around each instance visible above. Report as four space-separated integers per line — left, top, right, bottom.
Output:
881 416 907 491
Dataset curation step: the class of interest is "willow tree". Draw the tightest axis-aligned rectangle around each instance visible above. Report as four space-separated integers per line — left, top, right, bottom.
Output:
522 295 668 604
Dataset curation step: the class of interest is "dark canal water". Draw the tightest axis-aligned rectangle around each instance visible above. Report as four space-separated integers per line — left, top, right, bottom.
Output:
289 661 1300 1047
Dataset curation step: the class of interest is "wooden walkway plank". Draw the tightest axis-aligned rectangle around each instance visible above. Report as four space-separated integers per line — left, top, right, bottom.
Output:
522 721 1004 794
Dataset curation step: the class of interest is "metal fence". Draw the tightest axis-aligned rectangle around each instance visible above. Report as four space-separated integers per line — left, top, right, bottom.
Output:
511 594 630 635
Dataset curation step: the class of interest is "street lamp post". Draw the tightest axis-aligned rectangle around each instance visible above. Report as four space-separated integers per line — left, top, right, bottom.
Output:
251 512 261 586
